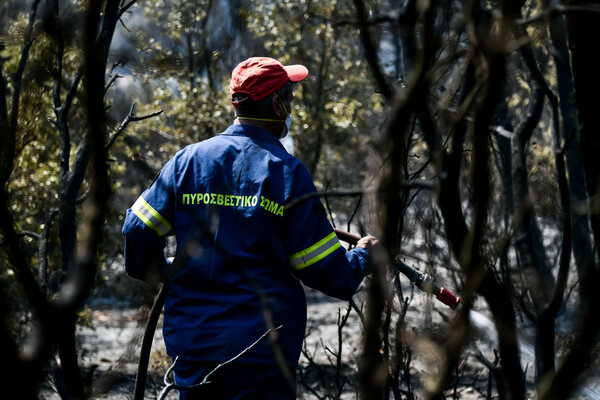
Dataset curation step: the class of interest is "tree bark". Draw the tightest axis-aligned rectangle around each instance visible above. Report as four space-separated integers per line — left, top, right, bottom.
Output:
566 6 600 199
538 6 600 400
50 0 124 397
544 0 595 302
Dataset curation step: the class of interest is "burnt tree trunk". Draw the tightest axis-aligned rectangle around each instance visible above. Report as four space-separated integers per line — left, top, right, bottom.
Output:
544 0 595 303
536 6 600 400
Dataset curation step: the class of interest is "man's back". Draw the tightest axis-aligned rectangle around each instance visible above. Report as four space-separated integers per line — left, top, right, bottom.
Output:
162 123 309 365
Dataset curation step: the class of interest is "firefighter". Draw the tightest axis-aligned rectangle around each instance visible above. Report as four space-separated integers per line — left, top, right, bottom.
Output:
122 56 378 399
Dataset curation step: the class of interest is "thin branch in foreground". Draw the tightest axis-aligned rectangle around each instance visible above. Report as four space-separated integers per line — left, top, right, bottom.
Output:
0 230 41 246
284 181 435 212
157 325 283 400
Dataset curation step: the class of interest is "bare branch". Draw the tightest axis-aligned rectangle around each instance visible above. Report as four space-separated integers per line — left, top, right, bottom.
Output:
105 103 164 152
158 326 283 400
285 182 434 213
0 0 48 319
335 304 352 394
475 350 505 399
76 184 92 205
10 0 41 132
64 71 83 114
65 130 90 201
352 0 393 100
119 18 132 32
349 298 366 327
332 13 398 28
0 200 49 315
0 0 42 188
119 0 138 18
104 72 122 94
38 209 58 295
0 230 40 246
515 4 600 27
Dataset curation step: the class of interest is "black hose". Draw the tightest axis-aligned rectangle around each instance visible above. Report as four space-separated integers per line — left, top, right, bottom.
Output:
333 228 360 245
134 283 168 400
394 258 421 283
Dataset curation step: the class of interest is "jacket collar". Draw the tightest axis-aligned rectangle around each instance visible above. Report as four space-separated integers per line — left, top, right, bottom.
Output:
221 123 284 147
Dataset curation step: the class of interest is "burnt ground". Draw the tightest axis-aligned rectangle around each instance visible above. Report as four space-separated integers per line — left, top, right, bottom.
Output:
39 280 600 400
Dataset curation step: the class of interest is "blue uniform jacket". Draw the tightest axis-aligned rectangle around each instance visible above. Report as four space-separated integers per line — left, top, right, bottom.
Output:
122 123 371 366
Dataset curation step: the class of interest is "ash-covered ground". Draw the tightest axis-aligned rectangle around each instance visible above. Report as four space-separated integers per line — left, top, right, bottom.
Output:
40 278 600 400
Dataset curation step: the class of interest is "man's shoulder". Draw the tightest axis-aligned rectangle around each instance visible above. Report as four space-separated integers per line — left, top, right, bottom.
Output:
176 135 229 156
287 156 310 175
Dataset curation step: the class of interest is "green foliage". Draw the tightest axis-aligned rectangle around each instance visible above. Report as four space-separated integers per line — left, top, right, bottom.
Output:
528 133 560 218
77 304 95 331
124 0 232 149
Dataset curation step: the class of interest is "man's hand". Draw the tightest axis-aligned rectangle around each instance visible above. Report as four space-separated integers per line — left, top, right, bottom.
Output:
356 236 378 252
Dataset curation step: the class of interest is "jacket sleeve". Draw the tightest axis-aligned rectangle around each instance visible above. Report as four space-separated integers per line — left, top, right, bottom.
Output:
283 165 371 301
122 160 176 282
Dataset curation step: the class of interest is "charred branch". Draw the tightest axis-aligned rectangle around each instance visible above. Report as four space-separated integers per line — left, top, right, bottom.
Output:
352 0 393 100
0 0 41 189
105 102 164 153
515 3 600 27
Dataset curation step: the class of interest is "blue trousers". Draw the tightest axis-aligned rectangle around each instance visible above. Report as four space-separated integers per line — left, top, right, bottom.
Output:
173 359 296 400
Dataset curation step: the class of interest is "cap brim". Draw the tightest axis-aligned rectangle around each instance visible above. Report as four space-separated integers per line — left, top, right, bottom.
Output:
284 64 309 82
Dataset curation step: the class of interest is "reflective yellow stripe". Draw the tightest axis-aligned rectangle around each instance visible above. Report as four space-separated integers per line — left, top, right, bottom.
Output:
131 196 173 237
289 232 342 270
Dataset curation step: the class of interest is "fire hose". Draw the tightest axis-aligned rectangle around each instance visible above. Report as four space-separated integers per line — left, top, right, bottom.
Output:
333 228 461 310
133 229 461 399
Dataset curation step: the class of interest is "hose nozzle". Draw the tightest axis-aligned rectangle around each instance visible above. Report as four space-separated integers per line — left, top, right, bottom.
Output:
436 287 461 310
331 230 463 311
396 258 462 310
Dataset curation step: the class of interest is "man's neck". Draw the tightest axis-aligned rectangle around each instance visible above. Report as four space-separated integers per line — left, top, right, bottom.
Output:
234 118 282 139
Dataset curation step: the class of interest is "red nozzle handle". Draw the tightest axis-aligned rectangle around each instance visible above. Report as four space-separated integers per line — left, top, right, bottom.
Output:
334 228 360 245
436 287 461 310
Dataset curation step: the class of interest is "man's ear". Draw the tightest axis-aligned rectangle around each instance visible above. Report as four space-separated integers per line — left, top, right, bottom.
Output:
271 95 284 118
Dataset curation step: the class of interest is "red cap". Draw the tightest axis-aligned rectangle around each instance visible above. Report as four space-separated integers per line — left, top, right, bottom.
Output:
230 57 308 106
